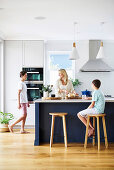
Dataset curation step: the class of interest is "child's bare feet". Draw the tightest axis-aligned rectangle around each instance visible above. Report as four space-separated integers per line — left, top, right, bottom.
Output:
8 125 13 133
88 128 94 137
20 130 30 134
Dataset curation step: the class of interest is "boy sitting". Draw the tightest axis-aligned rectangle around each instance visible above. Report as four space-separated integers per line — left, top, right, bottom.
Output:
77 79 105 137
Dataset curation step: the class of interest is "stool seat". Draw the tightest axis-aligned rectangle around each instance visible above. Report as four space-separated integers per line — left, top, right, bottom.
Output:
49 113 68 116
88 113 106 117
49 112 68 147
84 113 108 150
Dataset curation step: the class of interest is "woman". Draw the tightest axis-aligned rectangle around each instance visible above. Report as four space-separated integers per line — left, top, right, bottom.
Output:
8 71 30 133
55 69 75 98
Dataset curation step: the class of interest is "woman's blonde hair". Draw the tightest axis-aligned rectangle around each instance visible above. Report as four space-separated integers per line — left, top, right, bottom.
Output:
59 69 68 85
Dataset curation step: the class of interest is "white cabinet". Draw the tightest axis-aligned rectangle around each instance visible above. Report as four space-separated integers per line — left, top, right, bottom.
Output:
23 40 44 67
4 40 44 126
4 40 23 102
4 41 23 124
26 104 35 125
6 101 35 126
7 100 20 124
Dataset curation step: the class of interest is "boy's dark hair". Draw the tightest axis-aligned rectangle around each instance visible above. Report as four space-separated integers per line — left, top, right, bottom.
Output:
92 79 101 88
20 71 27 78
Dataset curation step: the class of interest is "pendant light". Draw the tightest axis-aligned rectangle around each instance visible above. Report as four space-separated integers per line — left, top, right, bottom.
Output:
96 22 105 59
96 41 105 59
69 22 79 60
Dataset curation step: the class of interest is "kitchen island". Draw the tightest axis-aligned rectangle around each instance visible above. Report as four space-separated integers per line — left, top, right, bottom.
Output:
34 98 114 146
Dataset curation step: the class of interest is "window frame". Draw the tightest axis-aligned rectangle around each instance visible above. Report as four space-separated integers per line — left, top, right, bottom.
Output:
47 51 76 85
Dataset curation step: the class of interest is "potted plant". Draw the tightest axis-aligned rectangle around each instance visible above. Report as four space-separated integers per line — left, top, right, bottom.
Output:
71 79 82 89
40 85 52 97
0 111 14 132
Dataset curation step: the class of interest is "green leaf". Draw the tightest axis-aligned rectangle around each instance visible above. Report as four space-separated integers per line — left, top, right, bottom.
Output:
40 85 52 93
0 111 14 124
70 78 82 88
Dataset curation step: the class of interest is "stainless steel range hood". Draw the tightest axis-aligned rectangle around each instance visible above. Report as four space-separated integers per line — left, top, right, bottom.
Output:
80 40 113 72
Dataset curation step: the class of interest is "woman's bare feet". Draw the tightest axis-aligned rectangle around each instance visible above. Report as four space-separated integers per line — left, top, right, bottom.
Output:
20 130 30 134
8 125 13 133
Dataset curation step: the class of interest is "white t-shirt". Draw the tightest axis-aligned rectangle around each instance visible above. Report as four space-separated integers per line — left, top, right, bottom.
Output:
18 81 28 103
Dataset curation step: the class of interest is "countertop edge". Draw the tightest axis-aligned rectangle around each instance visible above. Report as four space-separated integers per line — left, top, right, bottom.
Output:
34 98 114 103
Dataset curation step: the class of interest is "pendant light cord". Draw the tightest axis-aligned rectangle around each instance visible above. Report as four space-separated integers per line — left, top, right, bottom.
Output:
100 22 105 45
74 23 76 42
74 22 78 42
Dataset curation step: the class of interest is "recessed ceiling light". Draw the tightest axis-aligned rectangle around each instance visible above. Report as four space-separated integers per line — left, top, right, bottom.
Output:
34 16 46 20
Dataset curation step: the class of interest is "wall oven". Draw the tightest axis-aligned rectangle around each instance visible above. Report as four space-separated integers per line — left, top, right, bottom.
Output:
22 67 43 102
23 67 43 81
26 83 42 101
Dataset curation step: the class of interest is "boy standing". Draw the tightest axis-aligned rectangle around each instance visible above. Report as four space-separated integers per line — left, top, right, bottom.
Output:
77 79 105 137
8 71 30 133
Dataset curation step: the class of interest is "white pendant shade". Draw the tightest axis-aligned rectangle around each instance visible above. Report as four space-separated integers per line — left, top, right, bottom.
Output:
69 42 79 60
96 42 105 59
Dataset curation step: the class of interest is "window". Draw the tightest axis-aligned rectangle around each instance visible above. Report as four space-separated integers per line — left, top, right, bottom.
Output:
47 51 75 85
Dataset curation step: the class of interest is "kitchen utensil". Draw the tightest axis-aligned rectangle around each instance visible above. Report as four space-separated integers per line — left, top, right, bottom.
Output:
81 89 92 97
42 97 61 100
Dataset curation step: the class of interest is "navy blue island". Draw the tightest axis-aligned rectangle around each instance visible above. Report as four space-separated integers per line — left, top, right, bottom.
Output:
34 98 114 146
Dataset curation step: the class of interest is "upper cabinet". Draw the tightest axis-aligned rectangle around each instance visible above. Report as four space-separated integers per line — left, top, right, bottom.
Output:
23 40 44 67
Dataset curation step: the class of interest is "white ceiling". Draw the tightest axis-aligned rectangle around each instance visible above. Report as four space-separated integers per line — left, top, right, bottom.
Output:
0 0 114 40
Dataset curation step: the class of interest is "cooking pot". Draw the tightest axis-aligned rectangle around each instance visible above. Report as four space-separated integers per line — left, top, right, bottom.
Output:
81 89 92 97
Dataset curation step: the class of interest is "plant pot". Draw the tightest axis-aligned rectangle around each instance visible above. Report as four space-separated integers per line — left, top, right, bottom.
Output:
0 123 9 132
43 91 49 98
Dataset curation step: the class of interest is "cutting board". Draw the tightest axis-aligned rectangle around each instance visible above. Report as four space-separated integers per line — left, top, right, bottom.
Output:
42 97 62 100
65 96 82 99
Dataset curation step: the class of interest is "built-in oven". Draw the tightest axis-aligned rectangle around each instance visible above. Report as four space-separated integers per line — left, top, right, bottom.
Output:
22 67 43 102
26 83 43 101
23 67 43 81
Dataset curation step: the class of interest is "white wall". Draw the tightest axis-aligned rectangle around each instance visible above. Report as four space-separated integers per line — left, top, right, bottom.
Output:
0 42 1 110
0 39 4 112
45 40 114 96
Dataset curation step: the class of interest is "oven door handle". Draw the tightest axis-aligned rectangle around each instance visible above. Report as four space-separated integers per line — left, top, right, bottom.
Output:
25 81 43 84
27 72 39 74
27 88 39 89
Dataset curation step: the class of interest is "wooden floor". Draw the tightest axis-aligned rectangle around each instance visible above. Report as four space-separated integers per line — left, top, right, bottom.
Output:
0 129 114 170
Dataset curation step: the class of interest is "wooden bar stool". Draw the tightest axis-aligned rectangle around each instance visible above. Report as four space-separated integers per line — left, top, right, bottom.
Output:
84 114 108 150
49 113 68 147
